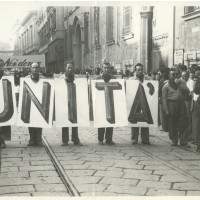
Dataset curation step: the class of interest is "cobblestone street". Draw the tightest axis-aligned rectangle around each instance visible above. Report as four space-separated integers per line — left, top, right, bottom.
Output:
0 125 200 196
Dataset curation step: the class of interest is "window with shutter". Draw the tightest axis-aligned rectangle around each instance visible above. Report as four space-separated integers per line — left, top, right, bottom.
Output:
123 6 132 36
84 12 89 52
106 6 114 44
94 7 100 48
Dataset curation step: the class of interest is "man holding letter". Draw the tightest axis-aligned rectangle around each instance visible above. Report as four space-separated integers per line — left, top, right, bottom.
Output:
61 61 83 146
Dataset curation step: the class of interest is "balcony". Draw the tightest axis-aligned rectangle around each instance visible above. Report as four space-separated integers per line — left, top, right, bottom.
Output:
183 6 200 20
23 44 39 55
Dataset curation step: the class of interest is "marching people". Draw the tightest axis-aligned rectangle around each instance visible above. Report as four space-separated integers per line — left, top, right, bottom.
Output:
27 62 43 146
193 72 200 152
129 63 150 145
96 61 116 145
162 67 190 147
158 67 169 131
0 60 11 149
60 61 83 146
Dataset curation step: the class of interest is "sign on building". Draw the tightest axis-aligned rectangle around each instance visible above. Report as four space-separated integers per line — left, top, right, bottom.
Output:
0 55 45 69
174 49 184 64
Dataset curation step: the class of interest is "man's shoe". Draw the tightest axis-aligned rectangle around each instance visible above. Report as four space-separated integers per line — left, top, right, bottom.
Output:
196 149 200 153
142 141 151 145
131 140 138 145
181 143 191 148
106 140 115 145
74 141 83 146
27 141 35 146
0 143 6 149
36 141 43 147
62 142 68 146
98 141 104 145
171 142 178 146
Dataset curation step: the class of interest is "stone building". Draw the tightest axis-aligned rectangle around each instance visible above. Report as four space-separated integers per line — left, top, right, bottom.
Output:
37 6 65 73
64 6 154 73
15 11 39 56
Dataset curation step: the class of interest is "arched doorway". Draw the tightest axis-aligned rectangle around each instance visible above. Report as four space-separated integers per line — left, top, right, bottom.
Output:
74 24 82 72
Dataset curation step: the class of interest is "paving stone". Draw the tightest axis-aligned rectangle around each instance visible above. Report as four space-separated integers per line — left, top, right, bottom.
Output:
81 192 121 196
0 193 31 196
1 158 22 162
173 182 200 191
138 160 164 166
130 157 153 161
138 180 171 189
75 183 107 193
113 162 143 169
66 170 96 177
70 176 102 184
35 184 67 192
57 156 81 161
123 169 152 175
30 171 59 177
100 177 138 186
188 170 200 180
19 165 55 172
60 160 86 165
31 192 70 196
0 177 62 186
144 165 172 170
1 167 19 173
186 191 200 196
30 160 52 166
123 173 160 181
0 172 29 178
64 164 90 170
161 175 193 182
94 171 124 178
23 157 51 161
146 188 186 196
153 170 181 175
106 185 147 195
1 161 30 167
0 185 35 195
79 157 102 162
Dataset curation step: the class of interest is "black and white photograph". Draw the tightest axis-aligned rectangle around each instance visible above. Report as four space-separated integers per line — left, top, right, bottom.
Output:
0 1 200 197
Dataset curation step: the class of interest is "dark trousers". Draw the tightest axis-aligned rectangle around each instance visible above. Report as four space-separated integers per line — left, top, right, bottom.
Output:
131 127 149 143
185 100 192 140
167 101 187 145
28 127 42 144
98 127 113 142
62 127 79 143
194 102 200 150
0 126 11 143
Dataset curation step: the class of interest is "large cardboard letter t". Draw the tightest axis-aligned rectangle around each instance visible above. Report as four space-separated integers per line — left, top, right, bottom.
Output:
95 82 122 124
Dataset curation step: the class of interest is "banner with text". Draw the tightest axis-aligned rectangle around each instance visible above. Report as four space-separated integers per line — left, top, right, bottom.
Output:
55 78 90 127
92 79 128 128
0 76 18 126
1 55 45 69
17 78 54 128
126 80 158 127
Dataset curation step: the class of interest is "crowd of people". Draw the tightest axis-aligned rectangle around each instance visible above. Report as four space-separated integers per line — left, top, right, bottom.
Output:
0 60 200 153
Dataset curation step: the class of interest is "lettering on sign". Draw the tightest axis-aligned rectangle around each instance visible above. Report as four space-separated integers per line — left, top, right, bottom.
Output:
0 79 14 122
21 81 51 123
95 82 122 124
128 84 153 124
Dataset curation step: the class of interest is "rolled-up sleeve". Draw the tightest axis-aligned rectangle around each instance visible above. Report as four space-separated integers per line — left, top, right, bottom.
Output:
162 84 168 113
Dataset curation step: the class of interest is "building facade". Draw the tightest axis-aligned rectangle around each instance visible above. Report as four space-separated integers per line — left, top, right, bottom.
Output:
15 11 39 56
37 6 65 73
64 6 154 73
